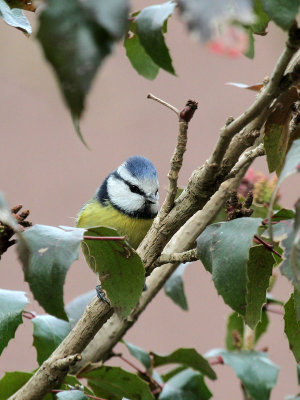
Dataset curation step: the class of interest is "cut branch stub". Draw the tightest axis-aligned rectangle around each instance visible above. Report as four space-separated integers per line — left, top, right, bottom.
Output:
179 99 198 122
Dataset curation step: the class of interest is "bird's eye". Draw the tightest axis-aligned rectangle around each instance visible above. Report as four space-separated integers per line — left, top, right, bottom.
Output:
129 184 142 195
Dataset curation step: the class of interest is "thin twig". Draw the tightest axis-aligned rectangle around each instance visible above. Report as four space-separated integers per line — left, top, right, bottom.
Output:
147 93 179 116
253 235 282 258
226 143 265 179
158 248 198 265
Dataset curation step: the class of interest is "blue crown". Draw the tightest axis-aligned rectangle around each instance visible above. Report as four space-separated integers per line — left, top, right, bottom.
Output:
125 156 157 180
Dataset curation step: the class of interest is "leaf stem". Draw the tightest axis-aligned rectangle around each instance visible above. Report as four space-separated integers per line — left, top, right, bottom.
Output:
253 235 282 258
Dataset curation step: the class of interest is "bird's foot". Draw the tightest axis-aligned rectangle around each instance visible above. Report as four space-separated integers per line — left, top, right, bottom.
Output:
96 284 110 305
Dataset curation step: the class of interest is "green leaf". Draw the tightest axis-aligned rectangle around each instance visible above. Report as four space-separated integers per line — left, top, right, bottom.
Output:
33 315 71 365
225 312 244 351
151 348 217 380
197 218 262 315
56 391 89 400
255 310 269 344
65 290 95 326
268 139 300 240
294 288 300 322
82 226 145 318
37 0 129 121
159 369 212 400
0 0 31 34
252 0 270 34
124 21 159 80
123 340 151 370
278 206 300 292
284 293 300 362
164 263 189 311
135 1 175 74
263 88 298 174
72 113 90 149
161 366 187 382
245 245 275 329
261 0 300 30
0 289 29 356
297 364 300 384
82 366 154 400
272 208 295 221
207 349 279 400
18 225 84 320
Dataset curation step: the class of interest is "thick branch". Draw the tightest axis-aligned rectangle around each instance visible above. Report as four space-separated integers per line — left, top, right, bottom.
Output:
9 298 113 400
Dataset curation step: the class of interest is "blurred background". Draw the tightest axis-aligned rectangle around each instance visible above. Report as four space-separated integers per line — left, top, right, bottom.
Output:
0 1 299 398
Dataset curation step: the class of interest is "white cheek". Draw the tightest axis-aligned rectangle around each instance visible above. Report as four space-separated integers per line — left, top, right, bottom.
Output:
108 178 144 213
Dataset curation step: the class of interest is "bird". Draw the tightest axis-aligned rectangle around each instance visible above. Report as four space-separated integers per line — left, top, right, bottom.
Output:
76 156 159 249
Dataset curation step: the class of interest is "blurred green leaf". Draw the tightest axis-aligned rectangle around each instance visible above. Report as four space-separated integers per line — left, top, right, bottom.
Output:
123 340 151 370
254 310 269 344
207 349 279 400
164 263 189 311
284 293 300 362
159 369 212 400
65 290 95 327
124 21 159 80
245 245 275 329
268 139 300 240
0 0 31 34
18 225 84 320
82 226 145 318
33 315 71 365
263 88 298 174
272 208 295 221
261 0 300 30
294 288 300 322
252 0 270 34
82 366 154 400
0 289 29 356
135 1 175 74
37 0 129 123
56 391 88 400
197 218 262 315
0 371 52 400
151 348 217 380
161 366 187 382
225 312 244 351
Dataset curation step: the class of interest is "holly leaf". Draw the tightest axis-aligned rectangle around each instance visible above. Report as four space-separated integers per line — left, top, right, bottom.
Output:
197 218 262 315
37 0 129 133
284 293 300 362
123 340 151 370
17 225 84 320
206 349 279 400
0 289 29 356
245 245 275 329
32 314 71 365
82 226 145 318
164 263 189 311
124 20 159 80
261 0 300 30
81 366 154 400
159 369 212 400
0 0 31 34
151 348 217 380
135 1 175 74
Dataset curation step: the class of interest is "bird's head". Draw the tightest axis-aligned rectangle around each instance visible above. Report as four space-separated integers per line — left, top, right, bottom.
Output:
98 156 159 219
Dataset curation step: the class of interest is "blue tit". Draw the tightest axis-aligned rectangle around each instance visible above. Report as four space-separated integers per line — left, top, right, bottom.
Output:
76 156 159 249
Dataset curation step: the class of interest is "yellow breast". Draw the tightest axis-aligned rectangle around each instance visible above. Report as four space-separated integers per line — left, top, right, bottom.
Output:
76 199 153 249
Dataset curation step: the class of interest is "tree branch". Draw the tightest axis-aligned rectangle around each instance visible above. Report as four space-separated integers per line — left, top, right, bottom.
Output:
226 143 265 179
9 298 113 400
158 248 198 265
